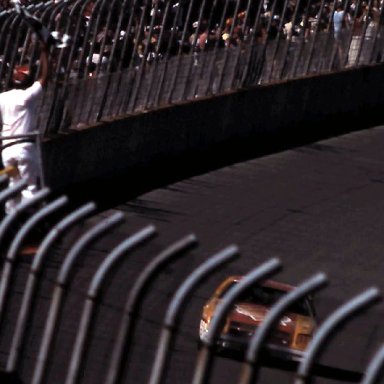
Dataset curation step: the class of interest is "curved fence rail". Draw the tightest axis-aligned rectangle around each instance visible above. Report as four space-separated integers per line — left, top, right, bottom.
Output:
1 0 384 134
0 183 382 383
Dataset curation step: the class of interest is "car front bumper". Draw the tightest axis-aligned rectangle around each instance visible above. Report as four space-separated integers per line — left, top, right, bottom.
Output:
215 334 306 362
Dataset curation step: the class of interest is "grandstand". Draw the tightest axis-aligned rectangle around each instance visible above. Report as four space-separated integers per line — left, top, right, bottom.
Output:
0 0 383 134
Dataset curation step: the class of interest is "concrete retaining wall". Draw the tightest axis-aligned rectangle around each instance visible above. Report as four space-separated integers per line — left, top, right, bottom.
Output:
43 63 384 195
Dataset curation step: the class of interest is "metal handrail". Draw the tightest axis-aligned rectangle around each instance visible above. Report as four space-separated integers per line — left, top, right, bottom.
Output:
0 187 49 255
295 287 382 384
361 344 384 384
5 196 69 372
239 273 328 384
0 179 28 212
64 225 157 384
105 233 198 384
149 245 240 384
31 211 125 384
0 188 50 328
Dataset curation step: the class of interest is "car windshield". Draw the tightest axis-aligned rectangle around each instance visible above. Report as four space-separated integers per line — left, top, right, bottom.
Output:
220 282 312 316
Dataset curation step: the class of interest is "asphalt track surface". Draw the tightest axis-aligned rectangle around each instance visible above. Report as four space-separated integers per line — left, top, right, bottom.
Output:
3 125 384 384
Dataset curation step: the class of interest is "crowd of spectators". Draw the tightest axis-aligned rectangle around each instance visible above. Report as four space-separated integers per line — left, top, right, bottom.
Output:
0 0 382 133
1 0 383 77
0 0 28 10
77 0 384 71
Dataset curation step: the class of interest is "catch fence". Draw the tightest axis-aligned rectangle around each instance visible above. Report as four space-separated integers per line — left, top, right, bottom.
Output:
0 183 382 383
1 0 384 134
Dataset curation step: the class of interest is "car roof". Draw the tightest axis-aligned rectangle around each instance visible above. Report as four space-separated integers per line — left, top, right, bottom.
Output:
222 275 295 292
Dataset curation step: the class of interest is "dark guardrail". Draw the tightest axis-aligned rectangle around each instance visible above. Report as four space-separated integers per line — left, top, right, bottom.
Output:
1 0 384 134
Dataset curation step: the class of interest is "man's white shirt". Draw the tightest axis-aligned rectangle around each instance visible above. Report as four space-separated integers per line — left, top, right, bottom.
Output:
0 81 42 153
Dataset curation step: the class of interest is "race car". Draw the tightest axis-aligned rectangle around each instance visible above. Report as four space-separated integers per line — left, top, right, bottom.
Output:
199 276 317 361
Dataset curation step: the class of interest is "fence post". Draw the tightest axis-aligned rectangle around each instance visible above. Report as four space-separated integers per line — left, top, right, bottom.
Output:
295 287 382 384
0 179 28 212
3 201 93 351
0 188 49 254
192 258 282 384
105 233 198 384
303 0 327 75
4 196 69 371
148 245 240 384
11 212 125 383
239 273 328 384
361 344 384 384
64 225 157 384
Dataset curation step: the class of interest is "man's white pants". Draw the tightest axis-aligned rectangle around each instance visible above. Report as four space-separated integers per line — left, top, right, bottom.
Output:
2 145 39 214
